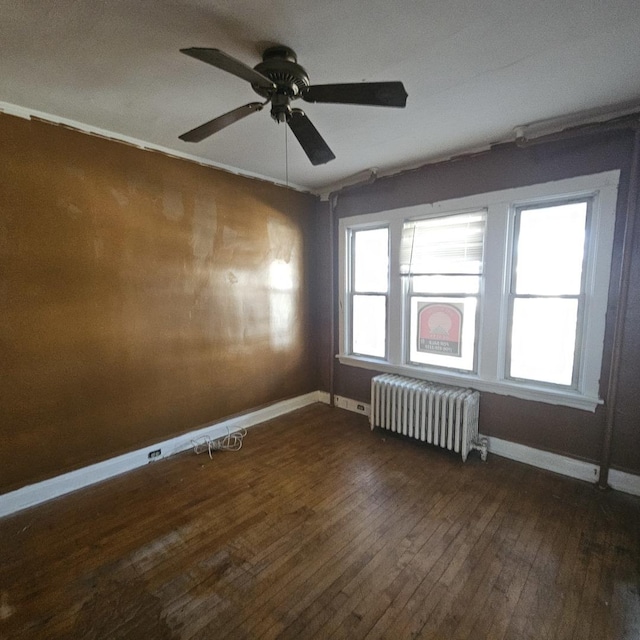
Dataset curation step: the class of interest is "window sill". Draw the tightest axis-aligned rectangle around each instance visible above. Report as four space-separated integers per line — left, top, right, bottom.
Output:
336 355 602 412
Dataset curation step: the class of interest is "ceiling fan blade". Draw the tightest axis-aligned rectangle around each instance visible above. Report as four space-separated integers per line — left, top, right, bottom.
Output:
180 48 276 91
303 81 408 107
179 102 264 143
287 109 336 166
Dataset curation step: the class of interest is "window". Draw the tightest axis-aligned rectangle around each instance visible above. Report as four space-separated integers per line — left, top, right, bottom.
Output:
349 227 388 358
507 200 589 386
401 211 485 372
338 172 619 411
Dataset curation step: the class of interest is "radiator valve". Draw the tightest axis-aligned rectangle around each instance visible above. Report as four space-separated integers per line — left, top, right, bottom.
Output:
472 438 489 462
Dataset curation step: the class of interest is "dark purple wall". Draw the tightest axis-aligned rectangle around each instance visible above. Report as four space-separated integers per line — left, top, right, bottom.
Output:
317 129 640 475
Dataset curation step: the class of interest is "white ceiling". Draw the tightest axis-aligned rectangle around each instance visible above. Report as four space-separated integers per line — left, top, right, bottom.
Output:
2 0 640 194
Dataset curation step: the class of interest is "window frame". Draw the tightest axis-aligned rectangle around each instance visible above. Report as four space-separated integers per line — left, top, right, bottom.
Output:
402 209 486 373
347 225 390 359
505 196 593 389
337 171 620 411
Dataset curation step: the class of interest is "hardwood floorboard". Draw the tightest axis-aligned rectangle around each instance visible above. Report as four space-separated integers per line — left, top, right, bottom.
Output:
213 448 413 632
475 482 576 640
229 457 427 638
274 486 456 640
327 481 510 640
0 404 639 639
457 478 537 639
276 451 491 639
500 481 572 640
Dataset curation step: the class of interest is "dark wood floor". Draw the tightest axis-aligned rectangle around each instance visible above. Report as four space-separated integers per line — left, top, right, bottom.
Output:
1 404 639 639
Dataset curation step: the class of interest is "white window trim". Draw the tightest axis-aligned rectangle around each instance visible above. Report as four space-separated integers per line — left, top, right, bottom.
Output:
338 171 620 412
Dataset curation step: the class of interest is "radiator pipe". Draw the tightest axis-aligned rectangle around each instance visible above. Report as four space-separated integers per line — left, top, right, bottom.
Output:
327 168 378 407
514 113 640 147
328 191 337 407
598 125 640 489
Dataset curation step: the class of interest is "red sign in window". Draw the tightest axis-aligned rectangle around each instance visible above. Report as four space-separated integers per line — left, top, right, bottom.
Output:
417 303 463 357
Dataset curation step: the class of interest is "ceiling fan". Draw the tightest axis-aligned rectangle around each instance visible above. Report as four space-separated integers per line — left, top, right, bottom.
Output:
178 45 408 166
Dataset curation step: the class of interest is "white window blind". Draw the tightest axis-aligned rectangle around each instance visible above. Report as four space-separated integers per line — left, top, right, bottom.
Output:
400 211 486 275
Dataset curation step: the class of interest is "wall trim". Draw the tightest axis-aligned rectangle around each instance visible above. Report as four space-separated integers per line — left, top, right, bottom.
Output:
3 393 638 519
333 395 371 417
482 435 600 484
484 436 640 497
0 391 323 519
331 395 640 497
608 468 640 497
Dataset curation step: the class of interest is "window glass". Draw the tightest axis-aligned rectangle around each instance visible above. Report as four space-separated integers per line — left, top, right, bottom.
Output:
353 294 386 357
515 202 587 296
412 275 480 295
510 298 579 385
351 227 388 358
508 199 588 386
354 228 388 293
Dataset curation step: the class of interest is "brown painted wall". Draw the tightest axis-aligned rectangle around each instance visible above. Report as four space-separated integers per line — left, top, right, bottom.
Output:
0 115 318 493
320 129 640 475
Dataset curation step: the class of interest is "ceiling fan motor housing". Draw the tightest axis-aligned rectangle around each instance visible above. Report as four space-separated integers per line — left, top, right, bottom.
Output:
252 46 310 122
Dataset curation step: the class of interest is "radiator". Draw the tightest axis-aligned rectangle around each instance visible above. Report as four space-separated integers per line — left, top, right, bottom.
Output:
370 374 487 462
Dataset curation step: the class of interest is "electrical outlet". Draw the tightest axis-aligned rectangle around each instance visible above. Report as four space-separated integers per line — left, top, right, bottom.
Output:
148 449 161 460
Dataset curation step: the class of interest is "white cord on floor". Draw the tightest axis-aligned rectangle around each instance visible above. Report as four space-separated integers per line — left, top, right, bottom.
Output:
192 427 247 459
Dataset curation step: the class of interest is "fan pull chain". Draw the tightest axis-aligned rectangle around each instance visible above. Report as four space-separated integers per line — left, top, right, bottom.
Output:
285 121 289 188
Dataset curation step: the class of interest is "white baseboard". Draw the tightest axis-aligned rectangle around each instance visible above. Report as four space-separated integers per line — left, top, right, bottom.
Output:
3 392 638 519
481 435 640 496
0 391 323 519
333 396 371 417
608 468 640 497
317 392 371 419
481 435 600 484
331 395 640 496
